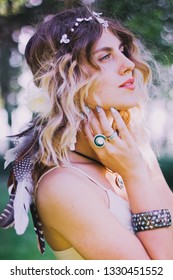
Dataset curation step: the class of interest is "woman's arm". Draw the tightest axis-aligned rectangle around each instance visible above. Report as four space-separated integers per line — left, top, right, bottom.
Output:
83 108 173 259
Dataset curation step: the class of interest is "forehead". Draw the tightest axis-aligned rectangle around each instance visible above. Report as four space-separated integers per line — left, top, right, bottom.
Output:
93 30 121 52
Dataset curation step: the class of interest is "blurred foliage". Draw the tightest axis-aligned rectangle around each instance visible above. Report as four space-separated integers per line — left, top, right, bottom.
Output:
159 157 173 191
96 0 173 65
0 0 26 16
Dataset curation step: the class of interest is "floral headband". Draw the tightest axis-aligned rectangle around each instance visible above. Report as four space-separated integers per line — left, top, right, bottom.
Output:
60 11 109 44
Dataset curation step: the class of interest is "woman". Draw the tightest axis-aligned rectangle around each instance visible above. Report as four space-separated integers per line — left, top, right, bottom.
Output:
0 6 173 260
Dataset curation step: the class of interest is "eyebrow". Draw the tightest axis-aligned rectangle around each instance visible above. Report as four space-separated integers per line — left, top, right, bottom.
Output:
93 42 124 55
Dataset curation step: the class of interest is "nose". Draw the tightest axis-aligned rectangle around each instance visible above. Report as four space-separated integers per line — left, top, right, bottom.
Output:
119 57 135 75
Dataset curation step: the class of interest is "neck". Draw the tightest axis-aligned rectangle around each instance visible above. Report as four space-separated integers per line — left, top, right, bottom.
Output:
71 130 101 164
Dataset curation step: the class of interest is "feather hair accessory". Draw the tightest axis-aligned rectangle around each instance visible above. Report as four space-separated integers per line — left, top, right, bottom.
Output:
0 193 15 228
13 155 34 234
0 119 45 254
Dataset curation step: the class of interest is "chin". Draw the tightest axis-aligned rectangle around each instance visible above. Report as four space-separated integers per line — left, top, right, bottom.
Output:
116 102 139 111
127 102 139 109
123 97 139 109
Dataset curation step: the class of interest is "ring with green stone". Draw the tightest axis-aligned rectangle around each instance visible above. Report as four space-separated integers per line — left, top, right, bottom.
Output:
93 134 106 148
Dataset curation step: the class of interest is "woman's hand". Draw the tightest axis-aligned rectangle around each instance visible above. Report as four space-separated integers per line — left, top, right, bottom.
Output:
83 106 173 259
83 107 147 181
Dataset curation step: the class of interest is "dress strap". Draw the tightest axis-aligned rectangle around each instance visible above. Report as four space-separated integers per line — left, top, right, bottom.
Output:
62 165 128 206
34 166 59 196
35 164 110 192
61 164 109 192
34 164 128 208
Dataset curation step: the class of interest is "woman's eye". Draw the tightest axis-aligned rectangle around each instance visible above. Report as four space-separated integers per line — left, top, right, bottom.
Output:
99 53 111 62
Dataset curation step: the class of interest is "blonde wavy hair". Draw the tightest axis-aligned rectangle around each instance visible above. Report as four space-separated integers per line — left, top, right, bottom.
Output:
25 6 154 172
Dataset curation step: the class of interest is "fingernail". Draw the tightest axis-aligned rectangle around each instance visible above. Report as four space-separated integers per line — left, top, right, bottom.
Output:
96 106 102 113
110 107 116 114
85 105 90 114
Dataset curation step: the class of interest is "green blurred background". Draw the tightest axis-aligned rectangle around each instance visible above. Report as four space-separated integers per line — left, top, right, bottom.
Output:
0 0 173 259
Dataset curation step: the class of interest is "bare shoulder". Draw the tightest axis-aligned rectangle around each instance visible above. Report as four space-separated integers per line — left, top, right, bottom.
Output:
36 165 105 223
37 165 85 193
36 165 98 202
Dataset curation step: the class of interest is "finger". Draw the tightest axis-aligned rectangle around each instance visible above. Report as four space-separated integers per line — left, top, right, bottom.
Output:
83 121 108 152
110 107 133 142
83 121 96 149
95 106 114 137
88 109 102 135
106 130 118 142
83 119 124 162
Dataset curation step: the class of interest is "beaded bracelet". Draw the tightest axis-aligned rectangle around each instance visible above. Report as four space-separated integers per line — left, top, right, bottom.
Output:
132 209 172 233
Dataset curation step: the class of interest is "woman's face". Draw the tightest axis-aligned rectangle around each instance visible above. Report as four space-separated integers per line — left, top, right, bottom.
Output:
86 30 139 111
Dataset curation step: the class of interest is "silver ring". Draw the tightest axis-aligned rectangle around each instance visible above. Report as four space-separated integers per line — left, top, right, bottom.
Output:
93 134 106 148
107 131 117 141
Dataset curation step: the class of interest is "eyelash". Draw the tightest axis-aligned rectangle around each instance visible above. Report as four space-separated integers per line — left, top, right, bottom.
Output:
99 54 111 62
98 46 129 62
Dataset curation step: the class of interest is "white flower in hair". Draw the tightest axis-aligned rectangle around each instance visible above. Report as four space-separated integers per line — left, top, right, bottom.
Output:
60 34 70 44
26 88 52 115
93 11 109 29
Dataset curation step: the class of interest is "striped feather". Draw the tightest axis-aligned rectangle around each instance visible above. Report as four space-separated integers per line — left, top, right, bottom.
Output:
0 194 15 228
30 203 45 254
13 179 33 235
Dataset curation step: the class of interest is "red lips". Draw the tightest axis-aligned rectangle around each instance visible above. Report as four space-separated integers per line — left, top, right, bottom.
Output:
119 77 135 90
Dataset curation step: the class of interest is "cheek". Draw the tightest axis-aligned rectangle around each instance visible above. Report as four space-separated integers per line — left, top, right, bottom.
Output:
98 71 118 90
86 79 116 108
86 90 102 108
87 89 115 109
85 75 107 108
85 72 119 108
